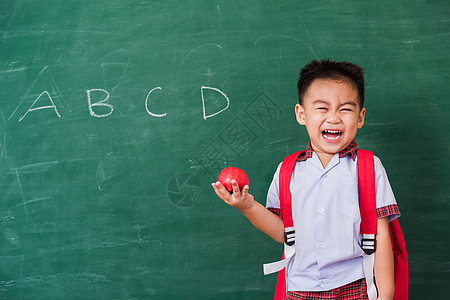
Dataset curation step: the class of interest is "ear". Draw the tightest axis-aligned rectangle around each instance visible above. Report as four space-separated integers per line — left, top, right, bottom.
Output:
295 104 306 125
357 107 366 129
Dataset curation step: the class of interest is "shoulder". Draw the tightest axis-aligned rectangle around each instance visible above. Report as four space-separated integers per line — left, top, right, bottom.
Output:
372 154 390 176
356 150 393 183
373 154 383 169
357 149 387 172
267 151 305 189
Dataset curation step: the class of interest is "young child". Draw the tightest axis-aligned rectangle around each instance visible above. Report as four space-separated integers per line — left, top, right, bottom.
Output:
212 59 400 300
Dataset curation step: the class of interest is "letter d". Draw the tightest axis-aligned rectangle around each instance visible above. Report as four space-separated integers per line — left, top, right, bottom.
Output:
201 86 230 120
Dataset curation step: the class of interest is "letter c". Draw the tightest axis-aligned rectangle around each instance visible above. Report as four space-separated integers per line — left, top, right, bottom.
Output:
145 87 167 118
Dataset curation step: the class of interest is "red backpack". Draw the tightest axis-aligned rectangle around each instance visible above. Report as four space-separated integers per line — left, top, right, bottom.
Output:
269 149 408 300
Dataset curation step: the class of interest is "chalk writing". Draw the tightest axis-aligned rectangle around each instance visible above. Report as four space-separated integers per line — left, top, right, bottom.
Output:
201 86 230 120
9 66 70 122
86 89 113 118
145 87 167 117
19 91 61 122
15 86 229 122
9 65 231 122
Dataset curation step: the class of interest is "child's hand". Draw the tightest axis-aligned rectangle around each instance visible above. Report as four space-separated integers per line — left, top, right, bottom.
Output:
212 180 255 212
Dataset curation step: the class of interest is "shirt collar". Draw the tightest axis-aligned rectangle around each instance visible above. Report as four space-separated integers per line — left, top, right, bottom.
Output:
297 140 357 161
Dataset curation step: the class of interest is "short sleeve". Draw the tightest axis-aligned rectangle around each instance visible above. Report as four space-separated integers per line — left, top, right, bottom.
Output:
265 162 282 210
374 155 401 222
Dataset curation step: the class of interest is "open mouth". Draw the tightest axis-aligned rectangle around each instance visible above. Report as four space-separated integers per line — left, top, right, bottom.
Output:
322 130 342 141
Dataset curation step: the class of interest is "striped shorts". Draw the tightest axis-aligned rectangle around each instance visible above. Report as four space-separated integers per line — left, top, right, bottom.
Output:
286 278 369 300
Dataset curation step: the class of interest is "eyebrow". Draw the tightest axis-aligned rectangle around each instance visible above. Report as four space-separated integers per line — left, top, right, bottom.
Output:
312 100 329 106
312 99 357 107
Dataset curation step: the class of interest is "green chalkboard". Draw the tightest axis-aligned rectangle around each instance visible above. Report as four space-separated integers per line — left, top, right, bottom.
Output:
1 0 449 299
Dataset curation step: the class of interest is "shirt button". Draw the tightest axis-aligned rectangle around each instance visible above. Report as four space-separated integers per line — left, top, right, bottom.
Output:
318 207 325 213
322 279 328 284
319 243 325 250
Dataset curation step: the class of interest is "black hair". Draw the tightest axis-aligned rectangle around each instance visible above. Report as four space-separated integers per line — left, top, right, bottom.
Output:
297 59 365 108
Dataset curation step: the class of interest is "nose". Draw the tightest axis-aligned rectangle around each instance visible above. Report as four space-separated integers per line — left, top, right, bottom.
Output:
326 110 341 124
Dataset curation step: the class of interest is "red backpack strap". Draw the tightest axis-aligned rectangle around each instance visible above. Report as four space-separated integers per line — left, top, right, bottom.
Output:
279 151 305 245
274 268 286 300
357 149 378 254
390 219 409 300
358 149 409 299
273 150 305 300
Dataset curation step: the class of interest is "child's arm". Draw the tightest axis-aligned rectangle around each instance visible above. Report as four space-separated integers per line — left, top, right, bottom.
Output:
212 180 285 244
374 217 395 300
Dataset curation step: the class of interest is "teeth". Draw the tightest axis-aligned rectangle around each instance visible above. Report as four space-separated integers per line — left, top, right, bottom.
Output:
324 135 340 140
324 130 341 134
323 130 341 140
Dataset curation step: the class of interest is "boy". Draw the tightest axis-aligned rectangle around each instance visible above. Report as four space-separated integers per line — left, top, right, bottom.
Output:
212 59 400 300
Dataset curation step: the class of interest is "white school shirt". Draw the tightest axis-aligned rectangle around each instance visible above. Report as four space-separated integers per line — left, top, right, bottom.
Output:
266 151 399 292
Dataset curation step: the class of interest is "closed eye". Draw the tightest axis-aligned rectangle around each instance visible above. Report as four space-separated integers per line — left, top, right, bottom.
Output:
340 102 357 112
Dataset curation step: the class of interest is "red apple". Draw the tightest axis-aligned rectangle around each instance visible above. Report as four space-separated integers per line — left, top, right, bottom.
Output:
218 167 249 192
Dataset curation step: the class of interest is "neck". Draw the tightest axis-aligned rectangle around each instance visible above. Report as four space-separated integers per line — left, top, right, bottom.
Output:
317 152 334 169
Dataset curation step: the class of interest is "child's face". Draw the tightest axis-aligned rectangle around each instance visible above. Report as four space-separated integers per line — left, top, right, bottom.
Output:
295 79 365 160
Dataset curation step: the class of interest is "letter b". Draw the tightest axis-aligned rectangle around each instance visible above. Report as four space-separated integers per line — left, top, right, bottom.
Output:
86 89 113 118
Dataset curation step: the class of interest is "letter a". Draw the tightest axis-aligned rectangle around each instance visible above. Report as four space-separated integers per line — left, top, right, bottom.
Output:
19 91 61 122
201 86 230 120
86 89 113 118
